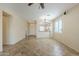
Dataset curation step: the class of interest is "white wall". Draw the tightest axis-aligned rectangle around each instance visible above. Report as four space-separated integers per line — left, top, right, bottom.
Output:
8 16 27 44
0 4 28 52
54 5 79 52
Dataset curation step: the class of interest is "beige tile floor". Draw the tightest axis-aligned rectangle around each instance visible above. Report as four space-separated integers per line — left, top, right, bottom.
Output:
0 37 79 56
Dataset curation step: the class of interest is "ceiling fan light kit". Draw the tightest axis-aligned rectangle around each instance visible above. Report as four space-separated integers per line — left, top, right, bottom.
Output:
28 3 45 9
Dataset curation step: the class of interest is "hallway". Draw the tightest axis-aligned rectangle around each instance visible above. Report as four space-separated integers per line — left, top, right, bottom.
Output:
1 37 79 56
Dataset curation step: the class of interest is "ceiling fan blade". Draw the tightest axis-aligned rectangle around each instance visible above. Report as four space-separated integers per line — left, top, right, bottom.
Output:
40 3 44 9
28 3 33 6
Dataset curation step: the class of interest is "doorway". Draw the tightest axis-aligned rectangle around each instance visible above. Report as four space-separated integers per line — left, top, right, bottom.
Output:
27 20 36 39
2 11 11 51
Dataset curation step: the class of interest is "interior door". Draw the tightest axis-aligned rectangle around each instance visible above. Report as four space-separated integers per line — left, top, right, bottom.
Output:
0 10 2 51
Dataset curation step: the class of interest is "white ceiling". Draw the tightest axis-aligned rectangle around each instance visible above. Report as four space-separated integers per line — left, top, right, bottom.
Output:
0 3 78 20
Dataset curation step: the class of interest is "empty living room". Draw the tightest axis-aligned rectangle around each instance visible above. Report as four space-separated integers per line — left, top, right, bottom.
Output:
0 1 79 58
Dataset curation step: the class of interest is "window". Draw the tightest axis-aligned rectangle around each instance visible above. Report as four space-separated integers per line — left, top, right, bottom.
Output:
54 18 62 33
59 19 62 32
39 19 51 32
55 20 59 32
40 26 45 31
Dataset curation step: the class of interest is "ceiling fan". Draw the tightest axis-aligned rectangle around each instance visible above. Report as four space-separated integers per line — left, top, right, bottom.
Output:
28 3 45 9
